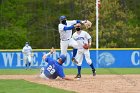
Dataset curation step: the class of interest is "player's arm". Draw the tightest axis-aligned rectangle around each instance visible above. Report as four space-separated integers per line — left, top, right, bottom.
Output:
22 48 26 54
63 25 75 31
88 38 92 48
69 20 86 24
62 77 73 80
63 20 86 31
42 52 51 60
58 68 73 80
59 24 75 31
42 47 55 61
85 32 92 48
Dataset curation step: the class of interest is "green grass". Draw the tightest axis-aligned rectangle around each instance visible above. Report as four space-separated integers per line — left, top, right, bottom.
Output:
64 68 140 75
0 79 75 93
0 68 139 93
0 69 40 75
0 68 140 75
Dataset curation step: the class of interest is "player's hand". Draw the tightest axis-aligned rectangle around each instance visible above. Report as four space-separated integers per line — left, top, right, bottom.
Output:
83 43 90 49
50 47 55 54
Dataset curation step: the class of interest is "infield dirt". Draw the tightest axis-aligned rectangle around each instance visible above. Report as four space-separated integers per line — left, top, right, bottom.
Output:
0 75 140 93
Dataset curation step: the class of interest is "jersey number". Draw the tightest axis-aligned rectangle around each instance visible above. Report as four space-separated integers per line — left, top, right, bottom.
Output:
47 65 55 74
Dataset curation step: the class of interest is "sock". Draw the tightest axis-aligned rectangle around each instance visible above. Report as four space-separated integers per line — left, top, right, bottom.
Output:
25 64 27 67
29 62 31 67
72 48 77 58
77 66 81 75
90 63 95 71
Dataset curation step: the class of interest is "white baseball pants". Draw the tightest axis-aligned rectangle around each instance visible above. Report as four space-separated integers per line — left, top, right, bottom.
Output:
23 54 32 64
75 49 92 66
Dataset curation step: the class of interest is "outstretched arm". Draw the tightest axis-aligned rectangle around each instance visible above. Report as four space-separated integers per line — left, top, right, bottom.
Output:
62 77 74 80
42 47 55 60
63 25 75 31
63 20 87 31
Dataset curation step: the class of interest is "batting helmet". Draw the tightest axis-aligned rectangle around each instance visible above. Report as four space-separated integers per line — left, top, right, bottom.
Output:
59 16 66 21
59 54 66 63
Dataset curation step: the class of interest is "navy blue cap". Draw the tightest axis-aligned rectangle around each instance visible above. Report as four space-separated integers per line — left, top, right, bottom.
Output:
25 42 29 46
59 16 66 21
26 42 29 44
59 54 66 63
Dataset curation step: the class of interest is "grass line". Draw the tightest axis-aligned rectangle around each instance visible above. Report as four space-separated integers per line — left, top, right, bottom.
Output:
0 68 140 75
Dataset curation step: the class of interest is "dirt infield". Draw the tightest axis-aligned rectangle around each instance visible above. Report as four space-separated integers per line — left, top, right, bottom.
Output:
0 75 140 93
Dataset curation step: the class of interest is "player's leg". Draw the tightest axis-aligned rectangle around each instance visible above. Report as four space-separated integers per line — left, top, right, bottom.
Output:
28 55 32 69
23 54 28 69
71 48 78 64
68 38 78 63
39 67 49 80
72 48 77 58
84 50 96 76
60 40 69 55
75 50 83 78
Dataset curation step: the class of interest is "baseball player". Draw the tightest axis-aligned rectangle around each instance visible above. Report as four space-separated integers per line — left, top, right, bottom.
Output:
72 23 96 78
40 47 73 80
22 42 32 70
58 15 87 63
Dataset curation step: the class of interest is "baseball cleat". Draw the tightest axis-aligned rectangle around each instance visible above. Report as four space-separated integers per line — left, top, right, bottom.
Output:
75 74 81 78
92 69 96 76
72 57 78 64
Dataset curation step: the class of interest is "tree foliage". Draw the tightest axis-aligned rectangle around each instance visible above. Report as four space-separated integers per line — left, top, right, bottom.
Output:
82 0 140 48
0 0 140 49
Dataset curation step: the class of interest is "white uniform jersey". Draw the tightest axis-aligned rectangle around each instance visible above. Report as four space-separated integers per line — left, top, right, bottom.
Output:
73 31 92 66
58 20 77 40
72 30 91 49
22 45 32 55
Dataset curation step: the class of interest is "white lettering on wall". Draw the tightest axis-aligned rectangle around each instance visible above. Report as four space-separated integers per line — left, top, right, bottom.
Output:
2 53 14 67
40 59 48 66
16 53 23 67
32 52 38 66
131 51 140 65
0 51 76 68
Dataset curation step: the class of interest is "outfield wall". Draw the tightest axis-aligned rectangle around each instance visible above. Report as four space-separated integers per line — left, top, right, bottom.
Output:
0 49 140 68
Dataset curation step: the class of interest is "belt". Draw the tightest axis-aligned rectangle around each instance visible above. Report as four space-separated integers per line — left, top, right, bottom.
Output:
61 39 70 41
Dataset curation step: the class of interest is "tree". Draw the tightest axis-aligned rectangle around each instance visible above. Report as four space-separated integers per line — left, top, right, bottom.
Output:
83 0 139 48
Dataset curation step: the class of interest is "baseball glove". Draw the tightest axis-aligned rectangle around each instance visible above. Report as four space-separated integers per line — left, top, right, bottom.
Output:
83 44 89 49
83 20 92 29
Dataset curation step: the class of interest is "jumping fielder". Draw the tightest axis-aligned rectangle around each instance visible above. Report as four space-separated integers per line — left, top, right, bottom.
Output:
72 23 96 78
58 15 89 62
40 47 73 80
22 42 32 70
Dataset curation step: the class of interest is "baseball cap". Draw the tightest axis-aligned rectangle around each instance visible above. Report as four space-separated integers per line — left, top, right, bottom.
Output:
59 16 66 21
59 54 66 63
26 42 29 44
25 42 29 46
